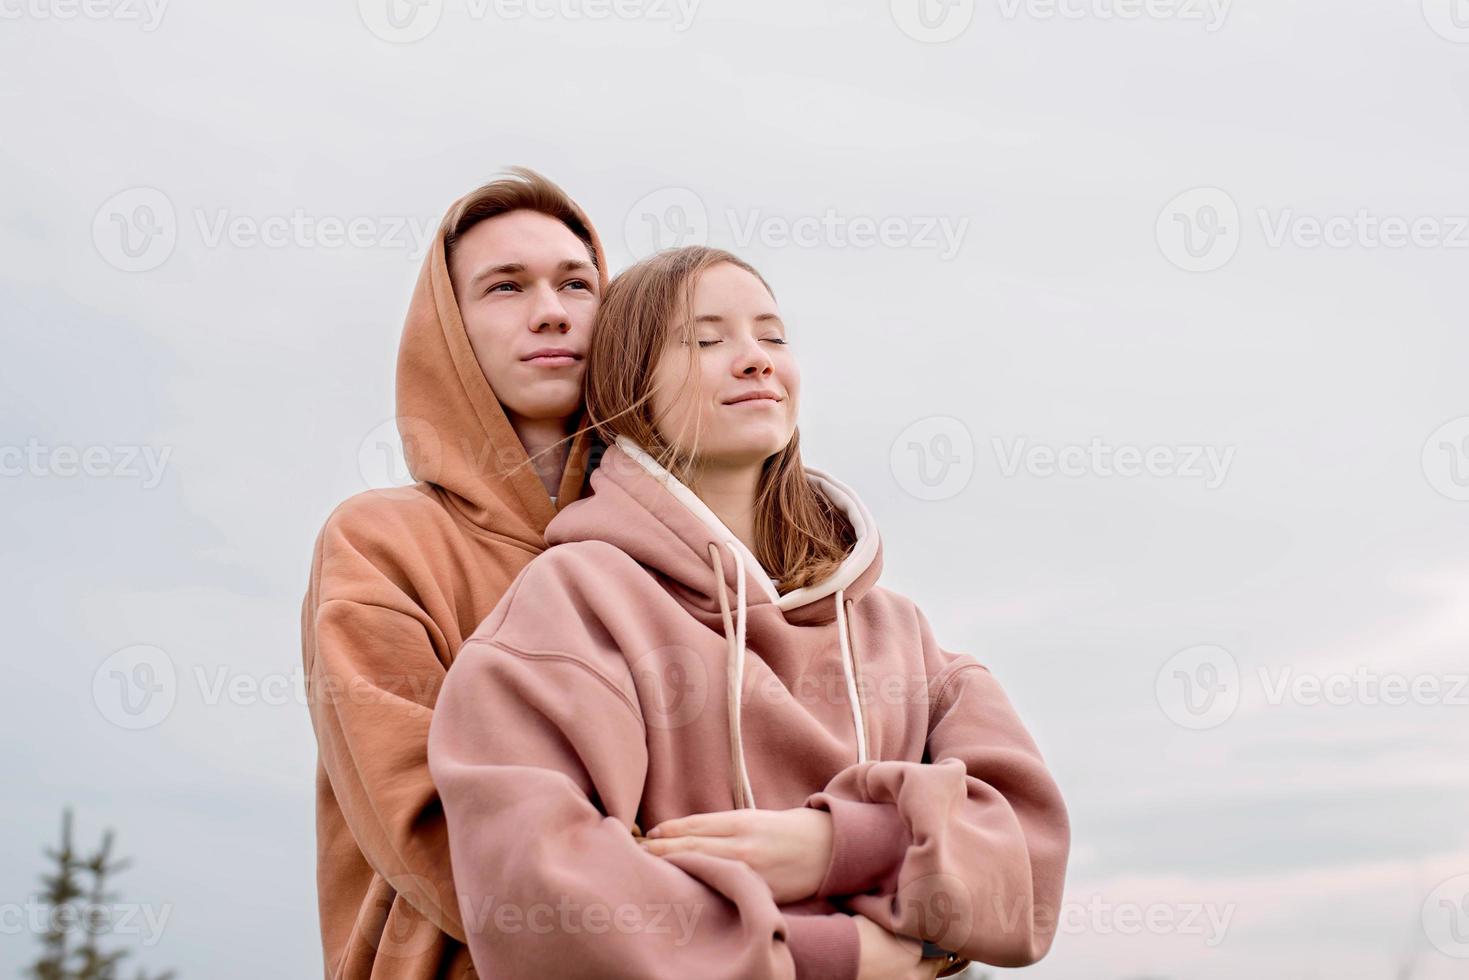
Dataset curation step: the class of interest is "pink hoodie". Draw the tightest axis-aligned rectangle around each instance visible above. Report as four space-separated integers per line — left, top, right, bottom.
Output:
427 436 1070 980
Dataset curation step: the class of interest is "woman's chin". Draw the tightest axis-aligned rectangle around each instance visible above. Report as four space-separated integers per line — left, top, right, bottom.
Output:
694 430 793 468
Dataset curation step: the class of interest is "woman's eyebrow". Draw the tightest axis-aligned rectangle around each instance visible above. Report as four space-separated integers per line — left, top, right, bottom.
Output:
692 313 782 323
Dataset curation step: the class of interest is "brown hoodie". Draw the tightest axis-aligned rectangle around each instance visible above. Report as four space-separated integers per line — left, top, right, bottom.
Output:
300 207 608 979
428 437 1071 979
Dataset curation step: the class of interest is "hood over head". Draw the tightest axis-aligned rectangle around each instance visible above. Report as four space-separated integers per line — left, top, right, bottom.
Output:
394 190 609 546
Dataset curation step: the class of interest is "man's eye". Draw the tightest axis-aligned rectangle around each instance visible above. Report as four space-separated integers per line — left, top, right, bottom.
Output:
487 282 518 295
563 279 591 291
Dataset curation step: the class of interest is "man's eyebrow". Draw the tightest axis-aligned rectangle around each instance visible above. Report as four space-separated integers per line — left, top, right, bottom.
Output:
468 263 525 288
468 259 595 289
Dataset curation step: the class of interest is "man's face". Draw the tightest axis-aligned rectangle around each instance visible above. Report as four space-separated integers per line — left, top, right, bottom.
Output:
448 209 600 427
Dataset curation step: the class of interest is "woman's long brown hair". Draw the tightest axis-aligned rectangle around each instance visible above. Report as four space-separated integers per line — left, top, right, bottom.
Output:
583 246 854 594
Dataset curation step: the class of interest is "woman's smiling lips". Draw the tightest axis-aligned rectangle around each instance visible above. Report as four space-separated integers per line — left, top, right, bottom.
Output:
722 390 783 407
522 347 583 368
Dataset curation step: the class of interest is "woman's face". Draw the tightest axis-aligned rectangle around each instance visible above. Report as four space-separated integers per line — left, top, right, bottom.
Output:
649 262 800 468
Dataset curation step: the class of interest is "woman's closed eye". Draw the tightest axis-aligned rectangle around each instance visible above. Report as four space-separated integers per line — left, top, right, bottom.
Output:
693 337 786 348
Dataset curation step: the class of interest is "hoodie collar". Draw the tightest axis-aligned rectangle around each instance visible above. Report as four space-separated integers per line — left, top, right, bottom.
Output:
547 436 883 621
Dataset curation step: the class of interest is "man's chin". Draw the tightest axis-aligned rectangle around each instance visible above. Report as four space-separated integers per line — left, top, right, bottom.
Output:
500 392 585 428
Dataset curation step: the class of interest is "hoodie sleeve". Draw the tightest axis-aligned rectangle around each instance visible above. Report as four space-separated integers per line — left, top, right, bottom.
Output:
801 607 1070 970
302 522 465 942
427 597 860 980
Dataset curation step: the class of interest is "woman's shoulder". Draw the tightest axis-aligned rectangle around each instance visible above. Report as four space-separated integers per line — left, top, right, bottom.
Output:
858 583 924 622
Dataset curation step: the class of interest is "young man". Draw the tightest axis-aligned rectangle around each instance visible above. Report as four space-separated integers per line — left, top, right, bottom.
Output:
301 168 608 979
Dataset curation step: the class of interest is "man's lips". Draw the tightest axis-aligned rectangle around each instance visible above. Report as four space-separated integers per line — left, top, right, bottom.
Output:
522 348 583 367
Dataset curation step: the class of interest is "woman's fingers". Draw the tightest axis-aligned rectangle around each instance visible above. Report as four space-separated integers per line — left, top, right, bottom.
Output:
645 811 742 839
639 834 743 860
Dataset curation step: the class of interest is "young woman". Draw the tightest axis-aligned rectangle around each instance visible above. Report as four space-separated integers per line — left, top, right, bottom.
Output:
427 247 1070 980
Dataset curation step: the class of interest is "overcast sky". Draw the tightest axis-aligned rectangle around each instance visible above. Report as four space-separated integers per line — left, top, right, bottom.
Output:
4 1 1468 977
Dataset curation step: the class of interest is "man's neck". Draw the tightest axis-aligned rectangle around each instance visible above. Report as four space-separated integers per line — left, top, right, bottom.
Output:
687 460 763 554
509 414 574 498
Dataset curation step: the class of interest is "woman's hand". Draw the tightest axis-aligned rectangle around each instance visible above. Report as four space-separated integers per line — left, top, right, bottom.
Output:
852 915 946 980
641 807 834 904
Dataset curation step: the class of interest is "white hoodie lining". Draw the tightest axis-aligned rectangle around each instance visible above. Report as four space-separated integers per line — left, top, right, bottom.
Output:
612 435 879 610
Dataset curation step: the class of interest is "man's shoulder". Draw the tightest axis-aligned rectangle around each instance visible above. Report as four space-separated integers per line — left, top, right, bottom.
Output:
307 485 462 595
317 484 452 547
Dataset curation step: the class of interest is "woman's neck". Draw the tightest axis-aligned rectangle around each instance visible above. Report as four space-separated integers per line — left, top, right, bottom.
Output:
687 460 763 554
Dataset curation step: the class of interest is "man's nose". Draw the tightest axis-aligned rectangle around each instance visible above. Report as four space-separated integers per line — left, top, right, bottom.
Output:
529 283 570 333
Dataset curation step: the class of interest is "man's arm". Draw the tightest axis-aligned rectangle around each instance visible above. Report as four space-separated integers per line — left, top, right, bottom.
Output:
303 524 465 942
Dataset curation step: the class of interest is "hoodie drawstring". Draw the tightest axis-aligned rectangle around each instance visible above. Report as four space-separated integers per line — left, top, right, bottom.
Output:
834 589 869 765
708 542 755 809
706 543 868 811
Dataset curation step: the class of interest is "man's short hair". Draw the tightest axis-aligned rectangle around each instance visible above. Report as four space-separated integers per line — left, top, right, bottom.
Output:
440 166 599 269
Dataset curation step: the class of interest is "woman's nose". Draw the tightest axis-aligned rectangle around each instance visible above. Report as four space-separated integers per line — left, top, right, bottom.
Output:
734 339 773 376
